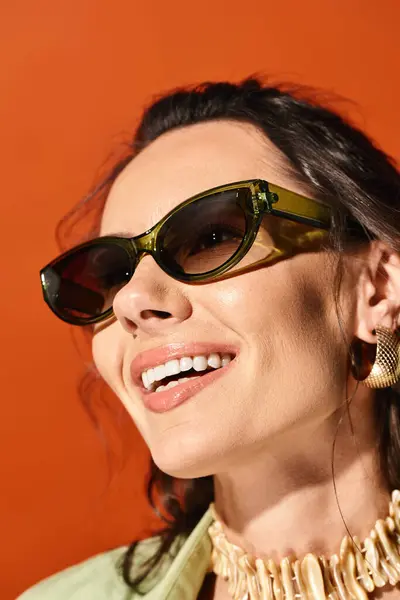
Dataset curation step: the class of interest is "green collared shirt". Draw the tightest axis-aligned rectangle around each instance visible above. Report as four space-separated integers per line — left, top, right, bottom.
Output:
18 509 214 600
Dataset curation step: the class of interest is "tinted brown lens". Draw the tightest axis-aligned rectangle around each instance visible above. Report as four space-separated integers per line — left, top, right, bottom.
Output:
158 189 248 275
43 242 133 320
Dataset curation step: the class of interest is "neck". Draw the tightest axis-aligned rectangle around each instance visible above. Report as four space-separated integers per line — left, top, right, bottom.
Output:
212 392 389 561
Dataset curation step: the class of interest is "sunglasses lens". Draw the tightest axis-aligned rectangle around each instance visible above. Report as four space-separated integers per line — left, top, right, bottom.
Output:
158 188 250 276
42 242 133 322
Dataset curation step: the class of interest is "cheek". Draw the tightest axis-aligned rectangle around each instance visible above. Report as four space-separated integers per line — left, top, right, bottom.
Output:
212 255 339 343
92 326 125 396
202 276 262 332
204 257 347 408
91 325 151 442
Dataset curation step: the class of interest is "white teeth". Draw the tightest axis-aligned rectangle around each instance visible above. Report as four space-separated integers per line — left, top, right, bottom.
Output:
147 368 155 385
207 353 221 369
155 377 200 392
165 359 180 376
176 376 194 384
140 352 235 391
154 365 166 381
180 357 193 372
165 380 180 390
221 354 232 367
141 371 149 388
193 355 208 371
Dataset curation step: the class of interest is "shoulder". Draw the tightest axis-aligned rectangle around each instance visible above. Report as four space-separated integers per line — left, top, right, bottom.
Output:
17 509 214 600
17 538 160 600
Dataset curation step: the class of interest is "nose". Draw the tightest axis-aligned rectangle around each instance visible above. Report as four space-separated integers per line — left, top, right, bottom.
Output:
112 255 192 336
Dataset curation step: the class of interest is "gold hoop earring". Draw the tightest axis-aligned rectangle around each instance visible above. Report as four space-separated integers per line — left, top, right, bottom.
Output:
350 325 400 388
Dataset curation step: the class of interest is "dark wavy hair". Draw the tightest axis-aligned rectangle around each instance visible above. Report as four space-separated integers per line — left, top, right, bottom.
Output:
57 77 400 593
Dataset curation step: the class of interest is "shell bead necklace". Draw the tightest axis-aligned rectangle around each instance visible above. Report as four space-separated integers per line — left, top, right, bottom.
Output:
208 491 400 600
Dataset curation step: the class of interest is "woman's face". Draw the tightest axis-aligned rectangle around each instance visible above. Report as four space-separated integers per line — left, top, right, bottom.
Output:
92 120 354 478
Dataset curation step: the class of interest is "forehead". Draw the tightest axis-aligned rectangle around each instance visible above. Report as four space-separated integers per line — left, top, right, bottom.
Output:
101 120 303 236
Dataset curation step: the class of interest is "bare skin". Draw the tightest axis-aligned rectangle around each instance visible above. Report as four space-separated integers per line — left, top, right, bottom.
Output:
92 120 400 599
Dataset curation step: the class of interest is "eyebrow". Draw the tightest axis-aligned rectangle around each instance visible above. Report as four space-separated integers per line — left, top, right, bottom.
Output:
105 219 158 238
105 230 136 238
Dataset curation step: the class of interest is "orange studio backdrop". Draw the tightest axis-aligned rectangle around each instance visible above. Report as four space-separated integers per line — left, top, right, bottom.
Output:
1 1 399 598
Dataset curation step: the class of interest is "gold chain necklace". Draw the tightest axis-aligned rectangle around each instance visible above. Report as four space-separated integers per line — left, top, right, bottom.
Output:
208 491 400 600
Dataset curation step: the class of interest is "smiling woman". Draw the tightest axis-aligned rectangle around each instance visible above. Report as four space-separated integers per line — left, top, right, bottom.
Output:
21 79 400 600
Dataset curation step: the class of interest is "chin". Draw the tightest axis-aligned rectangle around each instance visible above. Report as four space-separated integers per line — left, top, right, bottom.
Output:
149 439 217 480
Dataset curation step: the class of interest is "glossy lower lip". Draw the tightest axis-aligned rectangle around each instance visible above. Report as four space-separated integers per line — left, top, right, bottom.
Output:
140 362 234 413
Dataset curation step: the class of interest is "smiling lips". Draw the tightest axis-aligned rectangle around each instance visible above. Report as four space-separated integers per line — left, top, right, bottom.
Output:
141 352 233 392
129 343 237 413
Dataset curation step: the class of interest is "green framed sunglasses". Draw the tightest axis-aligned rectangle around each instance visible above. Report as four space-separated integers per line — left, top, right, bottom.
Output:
40 179 333 326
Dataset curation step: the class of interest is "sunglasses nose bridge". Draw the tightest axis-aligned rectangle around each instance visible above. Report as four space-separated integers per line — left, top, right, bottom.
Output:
131 230 157 268
133 230 156 251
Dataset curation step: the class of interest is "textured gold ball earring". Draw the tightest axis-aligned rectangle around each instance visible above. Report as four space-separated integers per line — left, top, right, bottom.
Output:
350 325 400 388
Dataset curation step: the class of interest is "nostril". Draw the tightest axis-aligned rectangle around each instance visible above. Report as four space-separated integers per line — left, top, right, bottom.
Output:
155 310 172 320
141 309 172 320
120 310 174 333
124 317 137 332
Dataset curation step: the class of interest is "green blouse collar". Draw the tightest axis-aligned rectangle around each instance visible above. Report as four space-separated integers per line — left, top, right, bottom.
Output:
142 507 214 599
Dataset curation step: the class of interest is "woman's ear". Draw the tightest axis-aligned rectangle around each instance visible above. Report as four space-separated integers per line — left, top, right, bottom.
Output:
354 241 400 343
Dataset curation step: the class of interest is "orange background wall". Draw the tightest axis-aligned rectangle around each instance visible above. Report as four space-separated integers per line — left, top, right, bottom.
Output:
2 1 400 598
